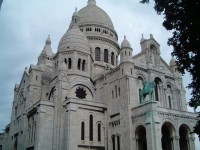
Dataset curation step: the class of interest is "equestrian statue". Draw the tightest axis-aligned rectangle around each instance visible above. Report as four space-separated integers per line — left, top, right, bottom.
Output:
139 81 155 103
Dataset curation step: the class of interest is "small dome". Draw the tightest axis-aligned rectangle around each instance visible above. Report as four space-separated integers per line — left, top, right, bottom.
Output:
58 10 90 53
77 0 114 30
121 36 131 48
40 35 53 56
140 34 146 43
58 26 90 53
170 57 176 67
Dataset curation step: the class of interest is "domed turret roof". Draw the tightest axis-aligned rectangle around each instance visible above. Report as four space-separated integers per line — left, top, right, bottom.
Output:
40 35 53 56
170 57 176 67
121 36 131 48
140 34 146 43
77 0 114 30
58 10 90 53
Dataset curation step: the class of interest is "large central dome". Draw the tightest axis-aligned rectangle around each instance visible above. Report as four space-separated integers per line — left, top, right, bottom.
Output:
78 0 114 30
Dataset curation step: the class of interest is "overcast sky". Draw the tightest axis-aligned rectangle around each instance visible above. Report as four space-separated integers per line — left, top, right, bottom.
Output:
0 0 199 148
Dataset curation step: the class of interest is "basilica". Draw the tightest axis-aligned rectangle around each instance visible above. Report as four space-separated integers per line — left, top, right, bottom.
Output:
1 0 198 150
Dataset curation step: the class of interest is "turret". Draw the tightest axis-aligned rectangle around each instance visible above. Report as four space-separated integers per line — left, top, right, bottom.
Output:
57 8 91 77
169 57 182 78
140 34 161 66
37 35 53 67
120 36 133 64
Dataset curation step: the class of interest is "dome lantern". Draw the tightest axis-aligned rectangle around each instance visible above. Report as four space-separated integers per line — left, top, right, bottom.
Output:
88 0 96 5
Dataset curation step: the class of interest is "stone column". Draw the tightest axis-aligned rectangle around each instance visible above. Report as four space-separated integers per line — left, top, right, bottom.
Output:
108 53 111 64
133 137 138 150
66 105 77 150
189 134 196 150
115 135 117 150
145 102 161 150
173 136 180 150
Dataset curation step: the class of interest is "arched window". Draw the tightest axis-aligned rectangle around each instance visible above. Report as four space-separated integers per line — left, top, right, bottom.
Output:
117 135 120 150
68 58 72 69
111 52 114 65
138 76 144 104
139 89 142 104
154 78 162 101
168 96 172 109
13 138 18 150
64 58 67 64
112 135 115 150
98 123 101 141
115 85 117 98
89 115 93 141
82 60 86 71
78 58 81 70
48 87 56 101
95 47 101 61
167 85 172 109
104 49 108 63
118 87 120 96
81 122 85 140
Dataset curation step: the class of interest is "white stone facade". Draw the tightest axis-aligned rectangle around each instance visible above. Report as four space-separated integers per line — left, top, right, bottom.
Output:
2 0 198 150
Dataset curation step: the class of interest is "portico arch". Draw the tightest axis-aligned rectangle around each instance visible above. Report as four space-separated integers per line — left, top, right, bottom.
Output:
161 122 175 150
135 125 147 150
179 124 190 150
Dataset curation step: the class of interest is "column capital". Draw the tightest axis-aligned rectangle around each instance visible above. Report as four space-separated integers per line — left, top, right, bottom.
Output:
173 136 180 140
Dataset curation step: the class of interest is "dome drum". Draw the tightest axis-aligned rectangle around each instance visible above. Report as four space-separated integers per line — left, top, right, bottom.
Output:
79 25 118 43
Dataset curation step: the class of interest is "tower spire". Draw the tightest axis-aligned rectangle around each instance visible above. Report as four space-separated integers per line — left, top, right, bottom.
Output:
37 35 53 66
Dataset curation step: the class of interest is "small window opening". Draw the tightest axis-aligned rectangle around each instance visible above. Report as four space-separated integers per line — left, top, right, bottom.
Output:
112 135 115 150
78 58 81 70
115 86 117 98
81 122 85 140
98 123 101 141
117 135 120 150
68 58 72 69
64 58 67 64
111 52 114 65
168 96 172 108
89 115 93 141
95 47 101 61
82 60 86 71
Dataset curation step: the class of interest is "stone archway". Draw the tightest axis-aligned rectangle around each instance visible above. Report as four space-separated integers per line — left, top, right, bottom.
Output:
179 125 190 150
135 125 147 150
161 123 175 150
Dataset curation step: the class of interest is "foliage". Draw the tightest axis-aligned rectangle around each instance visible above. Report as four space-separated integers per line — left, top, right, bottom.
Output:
140 0 200 138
